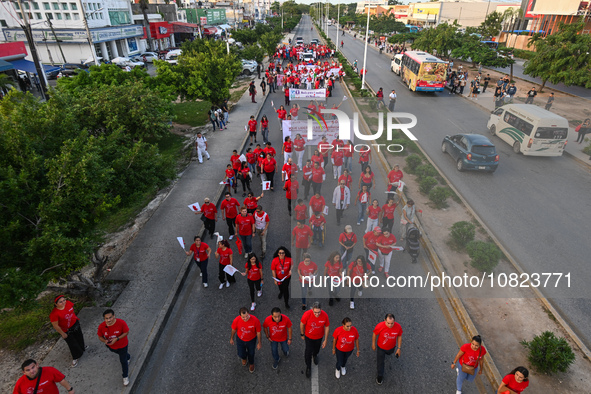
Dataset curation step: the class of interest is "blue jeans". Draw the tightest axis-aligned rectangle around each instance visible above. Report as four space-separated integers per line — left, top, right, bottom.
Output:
336 348 352 370
456 366 478 390
357 203 367 223
107 345 130 378
262 127 269 143
224 111 229 124
301 282 310 305
248 163 256 174
238 234 253 254
236 337 257 365
270 340 290 362
344 156 353 173
312 225 323 245
340 246 354 266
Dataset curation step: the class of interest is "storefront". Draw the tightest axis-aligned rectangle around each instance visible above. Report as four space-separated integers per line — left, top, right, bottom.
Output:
171 22 200 44
149 22 176 51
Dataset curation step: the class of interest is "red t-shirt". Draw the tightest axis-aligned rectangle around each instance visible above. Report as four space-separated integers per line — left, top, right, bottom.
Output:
367 205 381 220
363 232 379 251
217 247 233 266
284 88 289 97
339 232 357 246
254 147 263 157
358 191 370 204
13 366 65 394
254 211 269 230
225 168 235 179
348 261 370 278
309 214 326 227
333 326 359 352
331 150 344 166
282 163 293 178
292 225 313 248
244 197 258 210
263 314 292 342
311 167 325 183
311 154 323 167
382 203 397 219
231 315 261 341
245 261 262 281
294 204 307 221
221 198 240 219
373 321 403 351
298 261 318 283
201 202 217 220
338 174 353 188
502 374 529 393
277 109 287 120
359 150 371 163
318 142 331 156
332 139 345 149
97 318 129 349
290 107 299 117
307 104 317 113
342 144 353 157
388 169 404 184
189 242 209 261
262 158 276 173
248 119 258 132
294 138 305 151
309 195 325 213
240 167 250 180
459 343 487 367
325 261 343 277
231 154 242 170
246 152 256 164
49 300 79 332
302 165 313 181
261 119 269 128
377 233 397 254
283 141 293 153
301 309 330 340
264 146 277 157
360 172 375 185
235 214 255 236
271 257 293 280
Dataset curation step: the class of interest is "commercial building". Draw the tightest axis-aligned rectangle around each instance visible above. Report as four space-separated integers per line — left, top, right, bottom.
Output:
408 1 507 28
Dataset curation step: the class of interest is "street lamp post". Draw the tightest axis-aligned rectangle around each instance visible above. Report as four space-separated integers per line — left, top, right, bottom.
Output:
77 0 100 65
361 2 371 90
336 0 340 51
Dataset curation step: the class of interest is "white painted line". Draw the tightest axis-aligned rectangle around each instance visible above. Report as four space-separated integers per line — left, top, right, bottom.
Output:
312 363 320 394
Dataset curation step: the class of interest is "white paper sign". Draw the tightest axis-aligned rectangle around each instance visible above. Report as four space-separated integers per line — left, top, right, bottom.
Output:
323 205 329 215
188 202 201 212
220 180 227 184
214 232 223 243
397 180 405 192
239 154 247 162
343 95 348 101
262 181 271 191
223 265 240 276
391 246 404 251
368 250 377 265
271 100 274 107
177 237 185 249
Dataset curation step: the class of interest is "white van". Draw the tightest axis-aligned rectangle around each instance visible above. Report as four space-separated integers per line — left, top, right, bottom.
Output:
390 53 403 75
165 49 182 65
487 104 568 156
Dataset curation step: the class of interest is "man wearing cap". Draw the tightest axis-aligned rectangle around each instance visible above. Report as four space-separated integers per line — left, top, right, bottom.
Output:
197 198 217 239
300 302 330 378
372 313 403 385
363 227 381 273
230 307 262 373
97 309 131 386
13 359 75 394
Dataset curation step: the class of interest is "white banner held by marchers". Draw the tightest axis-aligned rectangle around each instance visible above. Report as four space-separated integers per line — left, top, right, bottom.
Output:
289 88 327 101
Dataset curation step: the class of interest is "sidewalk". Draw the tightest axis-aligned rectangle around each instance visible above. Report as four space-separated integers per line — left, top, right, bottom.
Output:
39 75 270 392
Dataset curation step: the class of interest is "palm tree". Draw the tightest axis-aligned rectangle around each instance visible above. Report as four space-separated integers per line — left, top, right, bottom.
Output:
139 0 153 50
0 74 14 91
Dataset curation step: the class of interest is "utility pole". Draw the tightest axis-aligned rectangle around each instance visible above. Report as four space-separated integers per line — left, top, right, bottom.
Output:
336 0 340 51
46 17 66 64
76 0 99 65
15 0 47 99
362 2 371 90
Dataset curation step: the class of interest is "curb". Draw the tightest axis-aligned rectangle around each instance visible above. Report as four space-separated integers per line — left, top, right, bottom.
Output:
564 150 591 171
127 67 273 393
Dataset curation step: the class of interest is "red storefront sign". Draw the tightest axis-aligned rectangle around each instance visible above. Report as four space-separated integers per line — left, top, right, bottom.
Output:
0 41 27 60
149 22 173 39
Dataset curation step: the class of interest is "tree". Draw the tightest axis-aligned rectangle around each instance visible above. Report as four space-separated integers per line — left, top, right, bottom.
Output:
0 74 14 91
413 22 460 58
259 31 283 59
479 11 503 39
524 21 591 91
452 34 514 68
501 7 522 32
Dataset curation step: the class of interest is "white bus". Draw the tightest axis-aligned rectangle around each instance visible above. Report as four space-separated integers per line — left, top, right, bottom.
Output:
487 104 568 156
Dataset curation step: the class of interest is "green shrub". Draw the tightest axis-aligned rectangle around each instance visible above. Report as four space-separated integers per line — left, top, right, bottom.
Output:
405 154 422 173
450 221 476 249
419 176 438 194
428 186 451 209
520 331 575 374
416 163 438 179
512 48 536 60
466 241 502 272
583 141 591 156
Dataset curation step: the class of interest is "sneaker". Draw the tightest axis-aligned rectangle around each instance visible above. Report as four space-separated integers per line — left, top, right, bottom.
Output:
242 359 247 366
384 273 390 278
350 301 355 309
72 359 79 368
273 360 279 369
341 367 347 376
456 391 462 394
200 272 202 276
360 218 364 222
249 364 255 373
378 267 383 272
357 222 360 226
284 350 289 358
335 368 341 378
358 290 362 297
329 298 334 306
219 283 225 289
226 281 230 288
306 367 311 378
313 355 318 365
251 302 256 311
203 283 208 288
302 304 307 310
371 271 375 275
257 290 262 297
244 253 248 259
123 377 130 386
376 376 383 385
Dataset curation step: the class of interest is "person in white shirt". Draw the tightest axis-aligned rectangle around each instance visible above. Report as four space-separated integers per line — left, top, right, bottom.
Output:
254 206 270 259
332 181 351 226
195 132 210 163
388 90 396 111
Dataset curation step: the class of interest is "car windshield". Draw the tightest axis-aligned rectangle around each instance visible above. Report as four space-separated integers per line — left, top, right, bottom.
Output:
471 145 496 155
535 127 568 140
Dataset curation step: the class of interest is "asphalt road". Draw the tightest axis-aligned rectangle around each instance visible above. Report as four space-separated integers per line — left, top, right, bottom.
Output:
135 18 490 394
327 22 591 346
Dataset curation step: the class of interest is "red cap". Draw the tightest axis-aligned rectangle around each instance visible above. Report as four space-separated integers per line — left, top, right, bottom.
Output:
373 227 382 232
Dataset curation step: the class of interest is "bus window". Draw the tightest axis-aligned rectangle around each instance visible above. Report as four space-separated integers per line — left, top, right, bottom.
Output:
535 127 568 140
493 108 504 116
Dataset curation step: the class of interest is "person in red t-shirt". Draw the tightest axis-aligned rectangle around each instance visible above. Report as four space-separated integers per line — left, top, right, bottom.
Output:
373 313 403 385
247 115 258 146
13 360 74 394
282 157 295 182
387 164 404 192
311 149 323 168
307 100 317 119
244 191 264 214
283 174 298 216
293 133 306 170
297 253 318 310
271 247 293 309
300 302 330 378
185 235 211 287
338 225 357 266
273 105 287 131
263 141 277 157
498 367 530 394
294 198 308 222
50 295 86 367
231 150 242 176
260 115 270 144
242 253 263 311
97 309 131 386
331 148 344 180
332 317 360 379
338 168 353 189
318 136 331 168
245 147 257 175
290 103 300 120
355 185 370 225
196 197 217 240
292 221 313 265
282 136 293 163
311 161 325 195
309 191 326 217
261 153 277 190
225 164 237 195
347 255 371 309
235 206 255 257
380 197 397 234
309 212 326 246
451 335 487 392
363 227 381 273
253 205 270 258
216 240 235 288
230 307 262 373
366 199 381 234
324 251 343 305
376 229 398 277
284 85 290 106
359 165 375 192
263 307 293 369
238 161 253 197
358 147 372 173
221 193 241 239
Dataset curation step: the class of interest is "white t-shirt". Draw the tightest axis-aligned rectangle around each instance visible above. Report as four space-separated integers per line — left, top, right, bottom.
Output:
196 136 207 148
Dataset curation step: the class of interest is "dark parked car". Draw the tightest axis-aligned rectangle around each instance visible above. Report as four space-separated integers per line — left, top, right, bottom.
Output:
441 133 499 173
60 63 89 77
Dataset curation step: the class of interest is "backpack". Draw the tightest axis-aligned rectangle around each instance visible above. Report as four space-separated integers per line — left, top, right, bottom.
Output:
209 110 216 121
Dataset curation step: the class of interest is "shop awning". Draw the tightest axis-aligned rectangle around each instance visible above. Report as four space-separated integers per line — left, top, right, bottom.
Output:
0 59 14 72
171 22 200 34
8 59 60 75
